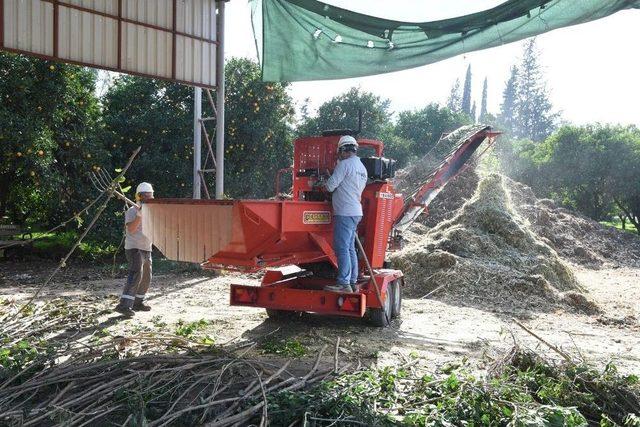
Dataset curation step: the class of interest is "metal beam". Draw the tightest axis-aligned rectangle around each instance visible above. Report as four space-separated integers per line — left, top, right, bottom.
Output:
193 87 202 199
215 0 225 199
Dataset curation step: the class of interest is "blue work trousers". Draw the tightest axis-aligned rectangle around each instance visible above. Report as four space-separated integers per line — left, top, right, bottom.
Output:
333 215 362 286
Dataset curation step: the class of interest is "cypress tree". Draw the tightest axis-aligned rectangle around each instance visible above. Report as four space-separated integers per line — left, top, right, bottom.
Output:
446 78 462 113
498 65 518 134
461 64 472 116
471 101 477 123
479 77 488 122
513 39 558 141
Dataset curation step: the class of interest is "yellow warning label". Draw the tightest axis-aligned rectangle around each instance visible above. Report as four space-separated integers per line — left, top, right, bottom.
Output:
303 211 331 225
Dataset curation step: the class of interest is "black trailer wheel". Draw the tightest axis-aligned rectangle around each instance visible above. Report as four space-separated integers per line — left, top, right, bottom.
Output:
391 279 402 319
368 285 393 327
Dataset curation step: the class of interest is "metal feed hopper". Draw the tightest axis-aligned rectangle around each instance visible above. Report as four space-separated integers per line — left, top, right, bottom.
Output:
143 199 338 272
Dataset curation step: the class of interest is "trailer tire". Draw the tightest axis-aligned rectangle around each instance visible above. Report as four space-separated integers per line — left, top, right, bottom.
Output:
265 309 297 320
368 285 392 327
391 279 402 318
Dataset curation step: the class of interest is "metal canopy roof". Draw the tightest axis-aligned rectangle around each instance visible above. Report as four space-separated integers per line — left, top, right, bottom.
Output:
0 0 218 88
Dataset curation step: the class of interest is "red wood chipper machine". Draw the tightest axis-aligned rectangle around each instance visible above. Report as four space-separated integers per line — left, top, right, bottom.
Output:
143 125 499 326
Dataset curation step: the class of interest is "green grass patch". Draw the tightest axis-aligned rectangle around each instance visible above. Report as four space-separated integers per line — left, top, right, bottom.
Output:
601 219 638 235
173 319 215 346
267 349 640 426
174 319 209 337
260 338 307 358
28 230 119 261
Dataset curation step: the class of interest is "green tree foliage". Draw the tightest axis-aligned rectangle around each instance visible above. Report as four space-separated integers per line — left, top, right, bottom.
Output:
295 88 416 167
479 77 488 122
461 64 472 116
543 124 640 228
223 58 294 197
101 76 194 199
498 65 519 134
446 78 462 114
534 126 614 219
470 101 477 123
102 58 294 202
378 133 414 169
296 89 470 169
395 103 471 158
513 39 559 141
296 87 390 139
500 124 640 227
0 53 105 227
610 129 640 232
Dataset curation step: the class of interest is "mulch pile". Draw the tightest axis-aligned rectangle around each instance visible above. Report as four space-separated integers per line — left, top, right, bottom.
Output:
391 174 599 314
505 177 640 268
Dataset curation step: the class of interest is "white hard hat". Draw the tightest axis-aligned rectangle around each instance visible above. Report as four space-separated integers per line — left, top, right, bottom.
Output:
338 135 358 150
136 182 154 194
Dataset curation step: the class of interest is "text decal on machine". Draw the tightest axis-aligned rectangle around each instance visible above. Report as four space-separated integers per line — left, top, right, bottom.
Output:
303 211 332 225
377 192 394 200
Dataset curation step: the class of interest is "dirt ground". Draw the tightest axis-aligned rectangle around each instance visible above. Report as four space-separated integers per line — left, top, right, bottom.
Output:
1 258 638 375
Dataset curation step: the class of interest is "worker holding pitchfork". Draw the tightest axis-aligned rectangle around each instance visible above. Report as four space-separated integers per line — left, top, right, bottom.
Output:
114 182 154 318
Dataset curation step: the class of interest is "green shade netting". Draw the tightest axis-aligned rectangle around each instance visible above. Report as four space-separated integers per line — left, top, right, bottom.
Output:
259 0 640 82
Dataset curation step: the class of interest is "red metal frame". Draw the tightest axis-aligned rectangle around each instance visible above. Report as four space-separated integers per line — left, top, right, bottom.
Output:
229 267 402 316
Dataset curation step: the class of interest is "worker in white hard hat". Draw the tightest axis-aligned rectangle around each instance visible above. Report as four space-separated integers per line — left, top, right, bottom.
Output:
323 135 368 293
114 182 154 317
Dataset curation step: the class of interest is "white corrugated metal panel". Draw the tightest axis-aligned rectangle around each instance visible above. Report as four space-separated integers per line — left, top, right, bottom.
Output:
176 0 216 38
175 35 216 87
58 5 119 68
63 0 118 14
122 21 172 78
3 0 54 56
1 0 217 87
175 0 216 87
123 0 172 30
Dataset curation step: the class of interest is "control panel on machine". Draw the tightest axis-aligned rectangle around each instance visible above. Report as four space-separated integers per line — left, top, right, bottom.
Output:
291 132 396 202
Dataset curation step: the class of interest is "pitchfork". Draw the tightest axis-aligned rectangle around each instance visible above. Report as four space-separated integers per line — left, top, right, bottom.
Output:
89 168 137 208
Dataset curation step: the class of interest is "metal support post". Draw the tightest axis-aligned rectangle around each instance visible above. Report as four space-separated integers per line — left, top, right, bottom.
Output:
215 0 225 199
193 87 202 199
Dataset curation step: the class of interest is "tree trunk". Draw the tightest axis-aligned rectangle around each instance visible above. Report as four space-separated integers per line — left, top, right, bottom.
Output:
0 175 9 219
613 198 637 234
618 213 626 230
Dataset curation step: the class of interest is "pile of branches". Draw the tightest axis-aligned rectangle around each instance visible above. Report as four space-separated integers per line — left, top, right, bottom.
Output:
0 298 107 380
0 299 350 426
268 346 640 426
0 347 343 426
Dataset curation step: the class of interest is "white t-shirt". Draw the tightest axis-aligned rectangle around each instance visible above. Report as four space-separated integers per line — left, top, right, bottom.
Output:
124 206 152 251
326 155 368 217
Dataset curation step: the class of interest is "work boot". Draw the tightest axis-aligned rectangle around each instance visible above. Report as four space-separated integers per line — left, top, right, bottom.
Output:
132 299 151 311
114 303 135 318
350 283 358 293
324 284 352 293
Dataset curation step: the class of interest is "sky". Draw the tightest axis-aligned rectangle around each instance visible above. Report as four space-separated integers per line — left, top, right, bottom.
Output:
225 1 640 126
